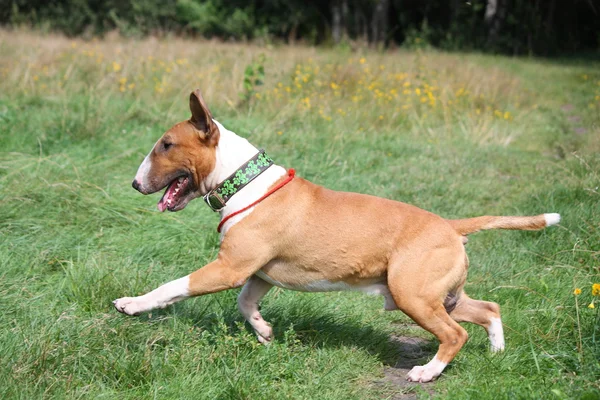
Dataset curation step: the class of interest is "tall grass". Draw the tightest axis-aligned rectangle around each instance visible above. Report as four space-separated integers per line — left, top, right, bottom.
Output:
1 30 599 399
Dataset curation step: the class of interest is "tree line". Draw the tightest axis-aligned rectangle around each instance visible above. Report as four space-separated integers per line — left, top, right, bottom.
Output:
2 0 599 55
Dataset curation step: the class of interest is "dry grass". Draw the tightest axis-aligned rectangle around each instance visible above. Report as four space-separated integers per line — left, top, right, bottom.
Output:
1 29 599 400
1 30 557 147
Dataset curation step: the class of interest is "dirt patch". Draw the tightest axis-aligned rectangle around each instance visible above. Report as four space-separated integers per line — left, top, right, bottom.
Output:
374 335 436 399
562 103 589 135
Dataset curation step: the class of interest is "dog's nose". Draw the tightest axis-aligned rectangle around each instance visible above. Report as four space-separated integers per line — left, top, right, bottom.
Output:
132 179 141 192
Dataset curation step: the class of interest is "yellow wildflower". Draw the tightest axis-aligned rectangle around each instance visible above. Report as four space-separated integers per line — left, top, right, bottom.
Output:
277 131 283 136
588 302 595 309
359 57 366 64
574 288 582 296
592 283 600 296
112 62 121 72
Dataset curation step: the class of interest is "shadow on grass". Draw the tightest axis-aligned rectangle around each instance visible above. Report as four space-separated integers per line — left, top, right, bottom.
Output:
144 297 435 369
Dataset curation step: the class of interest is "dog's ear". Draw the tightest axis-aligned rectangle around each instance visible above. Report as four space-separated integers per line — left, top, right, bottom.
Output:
189 90 218 144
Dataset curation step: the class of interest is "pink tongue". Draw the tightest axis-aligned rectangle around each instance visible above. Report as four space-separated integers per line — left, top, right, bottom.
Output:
157 180 178 212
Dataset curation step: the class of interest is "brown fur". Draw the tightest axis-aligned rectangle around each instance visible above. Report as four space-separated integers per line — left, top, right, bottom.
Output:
447 214 548 235
136 90 219 196
132 90 556 381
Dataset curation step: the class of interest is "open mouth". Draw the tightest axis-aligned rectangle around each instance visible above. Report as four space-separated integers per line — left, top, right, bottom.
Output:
157 175 191 212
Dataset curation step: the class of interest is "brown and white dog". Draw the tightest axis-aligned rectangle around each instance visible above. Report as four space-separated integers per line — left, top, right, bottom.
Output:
114 90 560 383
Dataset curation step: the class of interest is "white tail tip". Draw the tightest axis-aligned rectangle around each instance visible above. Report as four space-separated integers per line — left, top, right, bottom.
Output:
544 213 561 227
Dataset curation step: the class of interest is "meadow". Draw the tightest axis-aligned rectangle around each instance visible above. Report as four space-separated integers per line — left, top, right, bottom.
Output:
0 30 599 399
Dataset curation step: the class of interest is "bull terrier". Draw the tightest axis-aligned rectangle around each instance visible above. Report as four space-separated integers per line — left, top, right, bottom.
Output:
114 90 560 383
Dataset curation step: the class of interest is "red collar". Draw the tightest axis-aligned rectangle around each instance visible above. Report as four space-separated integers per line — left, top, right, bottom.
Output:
217 169 296 233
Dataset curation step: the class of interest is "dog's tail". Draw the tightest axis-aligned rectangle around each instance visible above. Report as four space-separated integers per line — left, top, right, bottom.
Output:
446 213 560 236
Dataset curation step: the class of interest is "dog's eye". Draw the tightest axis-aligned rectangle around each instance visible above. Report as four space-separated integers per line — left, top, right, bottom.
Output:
163 141 173 151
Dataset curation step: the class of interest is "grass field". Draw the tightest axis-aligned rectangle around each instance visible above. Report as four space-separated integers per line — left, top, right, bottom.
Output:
1 30 599 399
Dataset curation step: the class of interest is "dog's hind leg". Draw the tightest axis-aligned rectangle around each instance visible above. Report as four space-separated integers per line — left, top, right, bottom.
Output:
395 299 468 382
387 248 470 383
238 275 274 344
448 292 504 352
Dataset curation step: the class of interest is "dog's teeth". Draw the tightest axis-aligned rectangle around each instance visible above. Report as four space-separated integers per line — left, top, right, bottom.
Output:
174 188 179 194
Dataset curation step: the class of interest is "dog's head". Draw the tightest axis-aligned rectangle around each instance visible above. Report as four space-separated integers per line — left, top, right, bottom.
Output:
132 90 220 212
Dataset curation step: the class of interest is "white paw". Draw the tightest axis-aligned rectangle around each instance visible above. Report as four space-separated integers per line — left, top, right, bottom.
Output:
406 357 447 383
406 365 437 383
256 324 273 344
490 342 505 353
113 296 150 316
488 317 505 353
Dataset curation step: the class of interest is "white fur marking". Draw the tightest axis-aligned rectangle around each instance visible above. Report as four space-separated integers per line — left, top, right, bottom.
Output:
359 283 398 310
488 317 505 352
208 120 287 238
113 275 190 316
544 213 561 227
134 154 152 188
406 356 448 383
238 278 273 343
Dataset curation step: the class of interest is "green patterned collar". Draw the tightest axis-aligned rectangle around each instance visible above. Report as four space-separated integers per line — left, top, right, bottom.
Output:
203 149 274 212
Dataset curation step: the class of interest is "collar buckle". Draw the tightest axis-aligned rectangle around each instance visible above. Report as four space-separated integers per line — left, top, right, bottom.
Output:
203 191 226 212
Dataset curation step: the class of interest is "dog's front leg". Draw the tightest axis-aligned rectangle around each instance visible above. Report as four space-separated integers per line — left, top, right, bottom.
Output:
113 275 190 316
113 255 264 316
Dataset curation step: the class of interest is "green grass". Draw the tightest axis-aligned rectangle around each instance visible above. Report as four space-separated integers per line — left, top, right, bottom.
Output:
0 31 599 399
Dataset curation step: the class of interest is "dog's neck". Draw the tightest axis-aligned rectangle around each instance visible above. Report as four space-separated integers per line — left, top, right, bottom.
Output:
207 120 287 236
200 120 260 194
